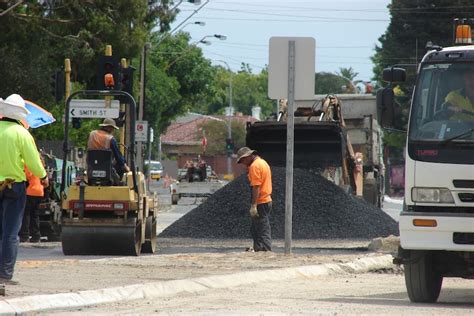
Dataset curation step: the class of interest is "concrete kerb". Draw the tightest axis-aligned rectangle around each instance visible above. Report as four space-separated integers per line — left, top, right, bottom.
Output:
0 254 394 315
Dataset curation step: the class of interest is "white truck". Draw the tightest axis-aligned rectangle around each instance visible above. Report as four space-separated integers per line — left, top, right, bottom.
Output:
381 19 474 303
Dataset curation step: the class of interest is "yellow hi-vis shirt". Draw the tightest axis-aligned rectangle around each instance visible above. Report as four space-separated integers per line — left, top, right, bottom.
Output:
0 120 46 182
445 89 474 121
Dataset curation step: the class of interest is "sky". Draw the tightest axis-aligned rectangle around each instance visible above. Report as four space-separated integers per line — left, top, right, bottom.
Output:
171 0 392 82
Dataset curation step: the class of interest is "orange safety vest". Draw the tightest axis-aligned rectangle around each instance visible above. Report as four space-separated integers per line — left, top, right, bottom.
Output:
87 130 113 150
25 166 44 197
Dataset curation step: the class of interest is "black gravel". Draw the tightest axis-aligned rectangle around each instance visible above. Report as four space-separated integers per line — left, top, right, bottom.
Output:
159 167 399 239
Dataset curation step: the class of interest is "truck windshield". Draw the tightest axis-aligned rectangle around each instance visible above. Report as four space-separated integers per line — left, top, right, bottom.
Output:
409 62 474 142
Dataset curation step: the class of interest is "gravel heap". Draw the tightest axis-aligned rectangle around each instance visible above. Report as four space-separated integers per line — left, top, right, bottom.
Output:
159 167 399 239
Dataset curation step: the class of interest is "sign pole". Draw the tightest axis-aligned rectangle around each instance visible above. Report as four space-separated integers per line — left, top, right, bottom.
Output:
284 40 296 255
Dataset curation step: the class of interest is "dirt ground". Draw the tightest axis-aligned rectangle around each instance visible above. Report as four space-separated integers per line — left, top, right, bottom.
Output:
7 238 391 299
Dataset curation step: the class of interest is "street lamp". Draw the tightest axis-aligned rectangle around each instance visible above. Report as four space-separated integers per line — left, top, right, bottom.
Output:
176 21 206 34
170 0 202 11
169 0 210 35
165 34 227 70
215 60 233 176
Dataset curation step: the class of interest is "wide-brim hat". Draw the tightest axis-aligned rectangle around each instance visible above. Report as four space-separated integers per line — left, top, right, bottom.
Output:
0 94 30 121
236 146 257 163
99 118 119 129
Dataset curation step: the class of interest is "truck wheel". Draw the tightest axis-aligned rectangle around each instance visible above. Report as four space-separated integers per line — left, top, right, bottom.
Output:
404 251 443 303
142 216 157 254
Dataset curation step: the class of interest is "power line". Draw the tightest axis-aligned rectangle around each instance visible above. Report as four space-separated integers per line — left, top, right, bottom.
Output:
192 16 389 23
209 1 474 13
199 7 388 21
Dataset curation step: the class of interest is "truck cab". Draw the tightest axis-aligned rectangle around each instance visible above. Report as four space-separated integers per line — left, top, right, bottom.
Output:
381 19 474 303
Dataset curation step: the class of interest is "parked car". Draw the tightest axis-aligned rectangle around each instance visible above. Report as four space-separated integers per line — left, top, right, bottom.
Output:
145 160 164 181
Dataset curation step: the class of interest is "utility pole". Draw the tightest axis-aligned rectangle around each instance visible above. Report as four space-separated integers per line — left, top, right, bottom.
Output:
137 43 151 172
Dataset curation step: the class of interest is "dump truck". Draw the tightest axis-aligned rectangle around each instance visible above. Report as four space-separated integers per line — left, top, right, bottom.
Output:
385 18 474 303
246 94 384 207
60 90 158 255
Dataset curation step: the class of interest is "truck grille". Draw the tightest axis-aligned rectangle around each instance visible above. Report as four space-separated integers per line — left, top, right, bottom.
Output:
408 205 474 214
459 193 474 203
453 233 474 245
453 180 474 188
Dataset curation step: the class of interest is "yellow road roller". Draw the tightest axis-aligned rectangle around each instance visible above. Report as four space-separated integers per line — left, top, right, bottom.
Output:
59 90 158 256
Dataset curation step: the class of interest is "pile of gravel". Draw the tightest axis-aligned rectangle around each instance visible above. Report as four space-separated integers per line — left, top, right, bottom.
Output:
159 167 399 239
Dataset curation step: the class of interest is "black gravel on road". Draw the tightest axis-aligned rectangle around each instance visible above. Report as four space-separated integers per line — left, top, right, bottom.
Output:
159 167 399 239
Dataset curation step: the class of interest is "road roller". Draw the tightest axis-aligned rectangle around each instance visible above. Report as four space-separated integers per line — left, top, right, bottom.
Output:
59 90 158 256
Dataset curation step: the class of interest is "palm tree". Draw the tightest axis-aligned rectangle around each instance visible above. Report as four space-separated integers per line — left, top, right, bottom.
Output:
337 67 363 93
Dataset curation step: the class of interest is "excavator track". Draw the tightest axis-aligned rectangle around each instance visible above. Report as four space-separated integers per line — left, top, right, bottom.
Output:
61 218 142 256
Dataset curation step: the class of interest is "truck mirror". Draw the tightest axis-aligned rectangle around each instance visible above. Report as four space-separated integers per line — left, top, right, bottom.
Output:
382 67 406 83
376 88 395 128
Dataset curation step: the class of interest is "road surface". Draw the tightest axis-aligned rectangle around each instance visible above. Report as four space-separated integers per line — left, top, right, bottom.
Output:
47 272 474 315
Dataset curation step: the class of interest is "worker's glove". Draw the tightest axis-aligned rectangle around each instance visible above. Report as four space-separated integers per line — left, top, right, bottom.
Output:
249 204 259 218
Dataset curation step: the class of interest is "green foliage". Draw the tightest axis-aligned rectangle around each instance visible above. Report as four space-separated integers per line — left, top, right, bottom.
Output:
371 0 474 150
197 119 246 156
314 72 347 94
145 32 216 135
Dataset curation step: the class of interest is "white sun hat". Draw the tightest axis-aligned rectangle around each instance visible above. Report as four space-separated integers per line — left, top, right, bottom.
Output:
0 94 30 121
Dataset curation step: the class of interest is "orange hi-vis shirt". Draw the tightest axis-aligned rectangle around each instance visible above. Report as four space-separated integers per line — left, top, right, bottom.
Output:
247 156 272 204
87 130 113 150
25 166 44 197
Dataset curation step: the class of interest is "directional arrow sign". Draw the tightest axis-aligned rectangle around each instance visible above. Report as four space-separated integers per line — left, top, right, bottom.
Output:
70 107 119 118
70 99 120 118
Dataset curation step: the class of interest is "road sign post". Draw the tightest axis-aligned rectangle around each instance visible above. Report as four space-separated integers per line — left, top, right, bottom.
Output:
135 121 148 142
268 36 316 255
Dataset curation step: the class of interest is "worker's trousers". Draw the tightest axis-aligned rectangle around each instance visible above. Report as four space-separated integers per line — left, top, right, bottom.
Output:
250 202 272 251
19 196 42 242
0 182 26 279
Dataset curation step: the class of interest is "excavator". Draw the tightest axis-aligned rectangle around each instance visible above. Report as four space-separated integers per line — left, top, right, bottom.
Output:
59 90 158 255
246 94 384 206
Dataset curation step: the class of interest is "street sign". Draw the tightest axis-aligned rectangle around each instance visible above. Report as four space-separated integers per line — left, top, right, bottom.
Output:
268 37 315 100
135 120 148 142
70 99 119 118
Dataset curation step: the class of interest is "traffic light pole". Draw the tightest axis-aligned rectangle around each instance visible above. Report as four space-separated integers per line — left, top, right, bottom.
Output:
227 72 233 176
137 46 145 172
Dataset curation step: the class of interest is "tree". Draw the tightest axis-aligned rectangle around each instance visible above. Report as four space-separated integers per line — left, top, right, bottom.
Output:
145 32 216 135
197 119 246 156
0 1 181 148
314 72 347 94
371 0 474 149
337 67 362 93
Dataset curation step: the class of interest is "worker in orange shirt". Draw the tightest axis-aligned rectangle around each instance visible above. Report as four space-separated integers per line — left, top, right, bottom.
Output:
19 163 46 243
236 147 273 252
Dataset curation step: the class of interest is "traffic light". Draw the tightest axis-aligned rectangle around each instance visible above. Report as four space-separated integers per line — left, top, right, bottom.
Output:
121 66 135 94
225 138 234 156
97 56 120 90
50 70 65 102
72 118 82 129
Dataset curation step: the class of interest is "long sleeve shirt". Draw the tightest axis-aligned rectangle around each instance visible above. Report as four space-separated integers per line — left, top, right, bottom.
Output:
0 120 46 182
110 137 126 167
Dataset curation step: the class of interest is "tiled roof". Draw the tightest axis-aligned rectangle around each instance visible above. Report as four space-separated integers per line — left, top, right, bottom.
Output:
162 113 258 144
